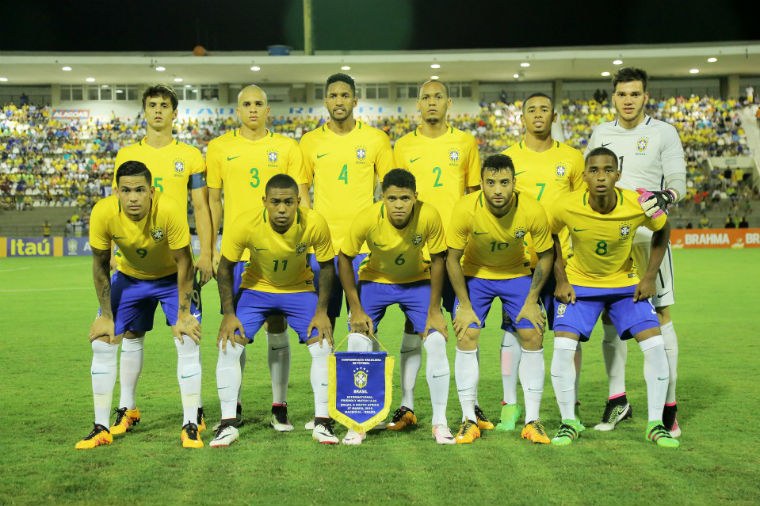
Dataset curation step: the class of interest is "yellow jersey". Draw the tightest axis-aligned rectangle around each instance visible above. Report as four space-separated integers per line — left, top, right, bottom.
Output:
342 201 446 284
546 188 667 288
300 121 394 252
394 125 481 227
221 206 334 293
113 139 205 213
89 192 190 280
447 191 552 280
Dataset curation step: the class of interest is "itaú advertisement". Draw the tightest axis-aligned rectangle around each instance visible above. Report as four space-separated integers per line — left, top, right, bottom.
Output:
0 236 208 257
671 228 760 249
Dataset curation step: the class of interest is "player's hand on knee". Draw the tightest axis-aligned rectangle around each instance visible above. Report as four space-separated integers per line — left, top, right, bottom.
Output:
89 315 115 344
636 188 677 218
516 302 545 334
217 314 245 351
308 310 333 348
554 282 576 304
174 314 202 344
453 305 480 340
424 308 449 340
349 309 374 338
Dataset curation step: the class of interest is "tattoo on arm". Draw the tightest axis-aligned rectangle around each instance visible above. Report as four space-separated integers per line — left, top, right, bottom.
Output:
530 264 544 291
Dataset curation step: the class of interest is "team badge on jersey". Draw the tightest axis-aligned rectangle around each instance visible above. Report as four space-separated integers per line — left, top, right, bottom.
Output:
268 151 278 163
556 164 567 177
556 303 567 317
354 367 368 389
449 149 460 163
619 223 632 240
174 160 185 174
412 233 423 246
150 227 165 242
356 147 367 161
513 226 527 239
295 242 307 255
637 137 649 154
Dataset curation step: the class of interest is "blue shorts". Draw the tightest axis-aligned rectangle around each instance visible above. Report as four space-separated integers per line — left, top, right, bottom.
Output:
236 289 318 343
106 271 202 336
309 254 366 319
359 280 432 334
553 285 659 342
454 276 535 331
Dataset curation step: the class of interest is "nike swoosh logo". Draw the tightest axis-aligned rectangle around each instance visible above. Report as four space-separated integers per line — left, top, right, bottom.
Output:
655 291 671 298
572 227 588 232
191 313 201 319
270 345 289 351
317 153 329 159
432 373 449 378
409 157 422 163
91 371 110 375
601 142 611 147
181 372 200 379
473 231 488 235
254 247 267 251
112 235 124 239
227 155 240 161
657 377 668 381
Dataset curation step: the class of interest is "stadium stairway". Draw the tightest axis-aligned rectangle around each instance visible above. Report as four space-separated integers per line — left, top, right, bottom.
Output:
0 207 77 236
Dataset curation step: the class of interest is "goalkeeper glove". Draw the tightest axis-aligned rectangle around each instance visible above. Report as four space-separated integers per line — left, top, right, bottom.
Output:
636 188 677 218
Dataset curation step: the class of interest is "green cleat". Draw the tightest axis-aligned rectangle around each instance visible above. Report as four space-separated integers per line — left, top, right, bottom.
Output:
646 421 680 448
552 419 584 446
495 403 522 432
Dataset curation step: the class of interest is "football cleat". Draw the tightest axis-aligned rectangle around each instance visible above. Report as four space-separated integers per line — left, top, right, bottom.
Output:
432 424 456 445
646 421 680 448
552 419 584 446
75 423 113 450
474 405 494 430
304 419 315 431
110 407 141 436
594 400 632 431
181 422 203 449
212 403 243 431
341 429 366 446
312 419 339 444
196 407 207 433
663 403 679 436
669 418 681 438
521 420 551 444
495 403 522 432
386 406 417 431
209 424 239 448
270 403 294 432
455 419 481 444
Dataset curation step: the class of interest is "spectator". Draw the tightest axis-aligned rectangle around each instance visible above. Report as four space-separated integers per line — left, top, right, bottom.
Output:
738 216 749 228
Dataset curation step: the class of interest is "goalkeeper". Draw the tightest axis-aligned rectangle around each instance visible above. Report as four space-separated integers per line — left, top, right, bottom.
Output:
586 67 686 438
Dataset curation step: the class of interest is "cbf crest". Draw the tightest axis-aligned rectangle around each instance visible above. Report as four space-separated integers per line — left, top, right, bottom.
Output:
556 303 567 318
353 367 368 388
513 226 527 239
295 242 307 255
636 137 649 154
411 233 423 246
555 164 567 177
449 149 460 164
268 151 279 163
150 227 165 242
356 146 367 161
173 159 185 174
619 222 632 240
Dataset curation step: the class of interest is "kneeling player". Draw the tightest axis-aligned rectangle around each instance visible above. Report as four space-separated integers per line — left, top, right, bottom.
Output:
339 169 454 445
76 161 203 449
211 174 337 447
447 154 554 444
547 147 678 448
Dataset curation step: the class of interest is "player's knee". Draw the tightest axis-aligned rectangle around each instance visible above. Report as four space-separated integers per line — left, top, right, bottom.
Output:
656 306 671 324
265 315 288 333
308 340 331 359
121 335 144 351
517 329 542 351
400 332 421 354
423 331 447 356
347 332 374 352
267 330 289 349
456 329 479 351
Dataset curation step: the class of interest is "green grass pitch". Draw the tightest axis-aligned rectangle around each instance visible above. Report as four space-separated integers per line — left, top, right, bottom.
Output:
0 249 758 505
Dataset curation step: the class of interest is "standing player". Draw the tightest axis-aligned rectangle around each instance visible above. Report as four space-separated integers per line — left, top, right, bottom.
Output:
587 68 686 436
299 73 394 330
392 80 484 432
498 93 584 430
110 85 213 436
447 154 554 444
339 169 454 445
211 174 337 447
76 161 203 449
206 84 309 432
546 147 678 448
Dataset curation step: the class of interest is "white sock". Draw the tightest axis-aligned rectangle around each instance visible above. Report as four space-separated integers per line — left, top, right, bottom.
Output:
455 348 478 422
238 347 246 404
424 331 449 426
601 323 627 397
660 321 678 404
118 336 144 409
347 332 374 352
267 331 290 405
308 341 330 418
400 332 421 410
175 337 201 426
500 330 521 404
639 335 669 422
91 340 118 427
573 343 582 405
519 348 544 424
551 337 577 421
216 341 244 420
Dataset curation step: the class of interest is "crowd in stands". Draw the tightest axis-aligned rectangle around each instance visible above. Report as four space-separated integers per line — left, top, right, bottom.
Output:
1 95 757 231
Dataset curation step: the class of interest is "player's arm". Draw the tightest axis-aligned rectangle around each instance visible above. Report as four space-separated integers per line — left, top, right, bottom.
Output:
90 246 116 344
171 245 202 344
446 247 480 338
190 184 213 285
298 184 312 209
552 233 575 304
635 220 671 301
516 247 553 333
424 251 448 339
216 255 245 350
208 188 223 274
338 251 373 337
308 260 335 346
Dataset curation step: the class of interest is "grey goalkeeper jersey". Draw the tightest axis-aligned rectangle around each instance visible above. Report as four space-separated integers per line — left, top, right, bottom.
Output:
587 115 687 199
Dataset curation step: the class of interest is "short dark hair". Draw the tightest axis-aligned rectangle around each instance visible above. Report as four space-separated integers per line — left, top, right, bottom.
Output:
116 161 152 185
419 80 450 98
142 84 179 110
585 147 619 169
612 67 648 92
381 168 416 192
325 73 356 96
522 92 553 112
265 173 299 195
481 154 515 177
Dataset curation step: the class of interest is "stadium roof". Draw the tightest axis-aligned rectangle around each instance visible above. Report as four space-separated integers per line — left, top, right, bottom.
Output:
1 42 759 86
